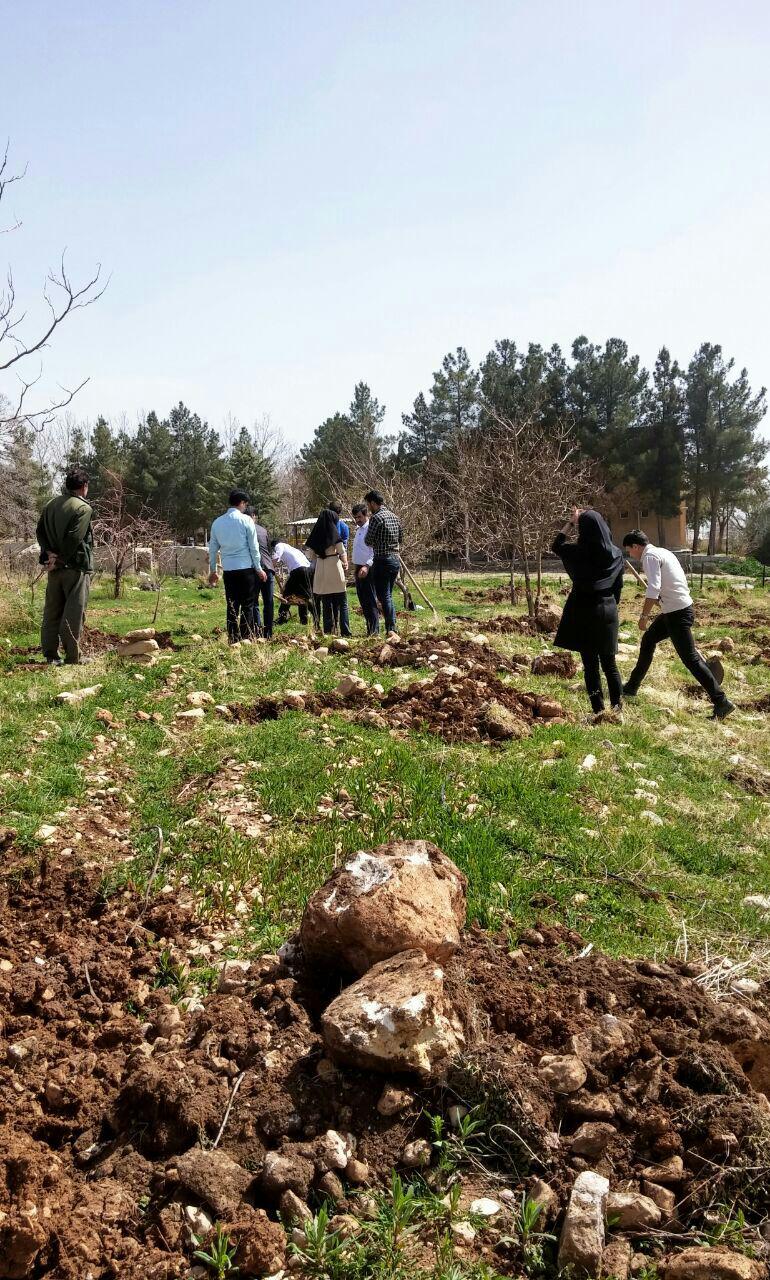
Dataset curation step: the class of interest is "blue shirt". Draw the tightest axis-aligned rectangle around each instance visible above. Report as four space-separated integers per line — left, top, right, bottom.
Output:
337 519 349 543
209 508 262 573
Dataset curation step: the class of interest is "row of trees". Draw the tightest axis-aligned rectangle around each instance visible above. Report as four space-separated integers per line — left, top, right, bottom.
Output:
299 339 767 556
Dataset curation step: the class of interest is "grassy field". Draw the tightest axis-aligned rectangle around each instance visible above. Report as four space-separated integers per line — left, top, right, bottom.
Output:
2 567 769 972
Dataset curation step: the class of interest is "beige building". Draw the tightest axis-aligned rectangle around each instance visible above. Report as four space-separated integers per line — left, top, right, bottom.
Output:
600 486 687 550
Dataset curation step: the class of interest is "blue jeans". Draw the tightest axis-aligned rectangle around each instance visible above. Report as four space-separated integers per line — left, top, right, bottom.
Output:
355 567 380 634
253 571 275 637
371 555 399 633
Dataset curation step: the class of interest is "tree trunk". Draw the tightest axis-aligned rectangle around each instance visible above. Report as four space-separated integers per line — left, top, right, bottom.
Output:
707 494 719 557
535 551 543 610
462 511 471 569
509 558 517 606
657 513 666 546
691 485 702 553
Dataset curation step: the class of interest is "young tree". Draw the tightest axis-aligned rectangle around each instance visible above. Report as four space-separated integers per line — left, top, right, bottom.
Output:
567 336 647 485
94 470 172 599
227 424 279 521
685 344 767 553
0 144 105 444
0 414 52 537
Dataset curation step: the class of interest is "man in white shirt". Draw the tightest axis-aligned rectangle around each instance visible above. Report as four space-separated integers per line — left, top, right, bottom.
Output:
351 502 379 635
272 540 318 626
622 530 734 719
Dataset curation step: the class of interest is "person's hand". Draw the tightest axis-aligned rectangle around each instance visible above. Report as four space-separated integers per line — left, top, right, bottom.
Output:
638 615 648 632
208 571 219 587
569 505 582 524
258 569 267 582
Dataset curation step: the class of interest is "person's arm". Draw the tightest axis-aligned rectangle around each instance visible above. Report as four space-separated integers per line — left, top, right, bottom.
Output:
208 523 220 584
336 541 348 572
245 518 265 579
59 502 92 565
639 552 660 630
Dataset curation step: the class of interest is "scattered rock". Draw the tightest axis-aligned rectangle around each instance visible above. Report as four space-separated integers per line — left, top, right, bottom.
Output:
176 707 206 721
451 1220 477 1244
479 699 528 739
606 1191 662 1231
558 1169 609 1278
322 949 463 1078
345 1158 370 1185
538 1053 588 1094
742 895 770 912
469 1197 502 1218
279 1190 312 1225
184 1204 214 1238
186 691 215 707
661 1246 765 1279
528 1177 559 1222
336 673 367 697
401 1139 432 1168
56 685 103 704
217 959 251 993
602 1238 632 1280
173 1148 253 1217
316 1129 354 1171
641 1181 677 1217
300 840 467 975
579 754 598 772
376 1084 414 1116
229 1205 286 1277
640 1155 685 1185
260 1149 315 1201
571 1122 617 1158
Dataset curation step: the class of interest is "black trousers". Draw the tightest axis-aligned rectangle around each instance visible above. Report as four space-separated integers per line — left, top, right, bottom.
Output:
254 570 275 637
355 567 380 634
625 605 724 704
223 568 258 642
580 649 623 713
282 567 318 625
320 592 348 635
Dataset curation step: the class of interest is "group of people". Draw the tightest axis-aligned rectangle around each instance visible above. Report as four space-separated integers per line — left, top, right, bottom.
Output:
208 488 403 644
552 508 735 721
32 472 736 726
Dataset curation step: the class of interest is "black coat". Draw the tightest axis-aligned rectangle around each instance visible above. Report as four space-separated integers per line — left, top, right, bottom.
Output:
552 529 623 655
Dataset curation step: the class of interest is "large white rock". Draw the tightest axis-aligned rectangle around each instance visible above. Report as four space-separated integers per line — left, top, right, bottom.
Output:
558 1170 609 1278
300 840 467 975
321 948 464 1078
661 1247 765 1279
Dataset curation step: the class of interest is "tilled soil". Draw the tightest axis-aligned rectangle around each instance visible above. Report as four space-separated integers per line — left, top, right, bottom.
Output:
364 634 529 675
2 857 770 1279
481 610 561 635
229 671 568 744
4 628 176 664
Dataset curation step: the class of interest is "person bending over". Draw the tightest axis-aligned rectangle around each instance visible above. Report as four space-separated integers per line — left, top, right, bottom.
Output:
621 531 734 720
272 539 318 626
552 507 624 719
208 489 266 643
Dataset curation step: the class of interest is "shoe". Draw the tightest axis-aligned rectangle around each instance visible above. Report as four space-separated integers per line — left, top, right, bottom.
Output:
622 685 638 698
46 657 64 666
711 698 736 721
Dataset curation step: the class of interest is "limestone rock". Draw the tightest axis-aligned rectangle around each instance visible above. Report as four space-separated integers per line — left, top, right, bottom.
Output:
301 839 467 975
316 1129 354 1171
124 627 156 642
528 1177 559 1222
538 1053 588 1093
376 1084 414 1116
558 1170 609 1278
176 707 206 720
602 1238 632 1280
322 949 463 1078
401 1139 431 1168
56 685 102 704
345 1159 369 1185
469 1197 502 1218
742 894 770 912
642 1181 677 1217
118 639 160 656
336 673 367 697
640 1155 685 1184
571 1122 617 1158
260 1148 315 1201
661 1247 765 1279
173 1148 253 1217
279 1190 312 1225
607 1191 662 1231
479 699 527 739
186 691 214 707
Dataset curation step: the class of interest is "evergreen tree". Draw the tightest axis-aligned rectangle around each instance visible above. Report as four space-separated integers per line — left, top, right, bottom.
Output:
300 383 387 509
82 416 125 505
166 402 227 538
0 423 52 537
399 348 479 464
228 425 279 522
567 336 647 485
684 344 767 553
399 392 437 465
480 340 568 426
632 348 686 543
125 411 177 519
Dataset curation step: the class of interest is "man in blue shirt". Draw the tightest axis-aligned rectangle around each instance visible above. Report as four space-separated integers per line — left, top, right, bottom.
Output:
208 489 266 643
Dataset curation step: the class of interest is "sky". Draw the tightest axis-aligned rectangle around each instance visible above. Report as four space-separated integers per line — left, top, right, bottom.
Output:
4 0 770 450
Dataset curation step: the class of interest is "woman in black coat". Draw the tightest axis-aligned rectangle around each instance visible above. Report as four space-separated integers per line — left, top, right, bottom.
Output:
552 507 625 717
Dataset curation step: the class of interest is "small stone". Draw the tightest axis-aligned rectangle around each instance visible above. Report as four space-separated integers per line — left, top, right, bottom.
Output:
186 691 214 707
317 1171 344 1200
279 1190 312 1225
579 754 597 771
176 707 206 720
35 824 58 841
741 895 770 912
469 1197 502 1219
661 1246 765 1278
317 1129 353 1171
607 1191 662 1231
569 1092 615 1121
345 1159 369 1185
528 1178 560 1221
602 1238 632 1280
328 1213 360 1239
377 1084 414 1116
641 1181 677 1217
447 1104 468 1128
730 978 761 996
184 1205 214 1238
261 1149 315 1200
641 809 664 826
538 1053 588 1094
558 1170 609 1278
451 1220 477 1244
571 1122 617 1159
401 1139 431 1168
217 959 251 993
640 1155 685 1185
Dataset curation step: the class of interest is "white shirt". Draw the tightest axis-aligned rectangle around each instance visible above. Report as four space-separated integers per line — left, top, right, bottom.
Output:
352 521 374 567
273 541 310 573
643 545 692 613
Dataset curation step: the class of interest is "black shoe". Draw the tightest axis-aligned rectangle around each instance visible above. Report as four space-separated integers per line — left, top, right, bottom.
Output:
711 698 736 721
622 685 638 698
46 657 64 666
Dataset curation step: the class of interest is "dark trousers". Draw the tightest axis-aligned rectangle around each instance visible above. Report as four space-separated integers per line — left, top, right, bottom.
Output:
625 606 725 705
320 592 348 635
282 567 318 625
371 555 400 633
355 567 380 635
580 648 623 713
254 570 275 638
41 569 91 663
223 568 258 642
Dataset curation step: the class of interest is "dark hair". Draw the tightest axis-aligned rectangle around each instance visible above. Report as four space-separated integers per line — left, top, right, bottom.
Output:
351 502 367 516
229 488 250 506
622 529 649 549
364 489 383 505
65 467 89 492
329 499 343 514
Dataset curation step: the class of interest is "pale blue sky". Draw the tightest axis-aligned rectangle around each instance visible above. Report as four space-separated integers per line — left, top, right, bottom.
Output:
4 0 770 447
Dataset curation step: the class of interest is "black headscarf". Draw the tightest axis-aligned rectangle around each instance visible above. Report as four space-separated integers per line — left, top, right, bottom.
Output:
560 510 624 592
305 508 340 559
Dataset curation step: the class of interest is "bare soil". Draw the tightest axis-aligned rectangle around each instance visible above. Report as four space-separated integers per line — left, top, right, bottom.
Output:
2 854 769 1279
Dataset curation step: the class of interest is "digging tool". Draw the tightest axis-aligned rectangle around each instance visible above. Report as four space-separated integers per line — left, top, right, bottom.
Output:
623 558 647 588
399 557 439 621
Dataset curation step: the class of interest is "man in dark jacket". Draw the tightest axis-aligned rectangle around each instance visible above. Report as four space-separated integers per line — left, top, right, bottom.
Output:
248 508 276 638
36 467 94 665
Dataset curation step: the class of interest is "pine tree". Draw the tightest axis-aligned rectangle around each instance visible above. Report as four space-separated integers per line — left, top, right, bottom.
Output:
633 348 686 544
82 416 125 505
480 340 568 426
228 426 279 522
567 336 647 485
299 383 387 510
166 402 228 539
399 348 479 465
0 423 52 538
125 411 176 519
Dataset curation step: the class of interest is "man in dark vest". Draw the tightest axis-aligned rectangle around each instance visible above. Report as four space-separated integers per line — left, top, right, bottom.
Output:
247 507 276 638
36 467 94 665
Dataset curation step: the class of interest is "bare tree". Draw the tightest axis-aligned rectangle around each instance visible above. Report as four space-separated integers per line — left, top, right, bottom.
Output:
475 405 597 616
0 143 106 443
95 470 171 599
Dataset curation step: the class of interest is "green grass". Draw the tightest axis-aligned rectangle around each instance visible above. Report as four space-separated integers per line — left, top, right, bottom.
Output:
1 568 769 964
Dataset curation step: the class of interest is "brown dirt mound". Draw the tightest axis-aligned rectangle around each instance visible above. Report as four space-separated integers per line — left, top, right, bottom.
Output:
462 586 513 603
5 628 176 661
726 766 770 797
229 671 568 744
484 609 561 635
531 651 578 678
366 634 529 675
2 856 769 1279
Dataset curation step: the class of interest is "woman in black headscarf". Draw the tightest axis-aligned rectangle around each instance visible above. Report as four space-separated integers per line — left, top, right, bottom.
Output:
304 508 350 635
552 507 625 718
